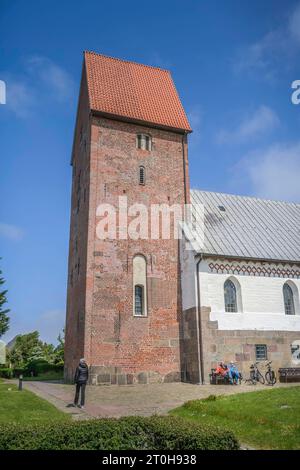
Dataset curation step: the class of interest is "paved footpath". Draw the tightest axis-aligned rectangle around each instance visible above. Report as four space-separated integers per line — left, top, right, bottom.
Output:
14 380 300 420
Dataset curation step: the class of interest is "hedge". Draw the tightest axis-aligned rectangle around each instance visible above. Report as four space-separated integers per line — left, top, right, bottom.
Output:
0 368 13 379
12 367 27 378
0 416 239 450
12 361 64 378
25 360 64 376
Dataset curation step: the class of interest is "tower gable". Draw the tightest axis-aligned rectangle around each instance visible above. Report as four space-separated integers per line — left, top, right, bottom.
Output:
84 51 192 133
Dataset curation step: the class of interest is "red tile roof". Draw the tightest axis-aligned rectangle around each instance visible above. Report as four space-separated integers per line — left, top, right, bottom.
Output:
84 51 192 132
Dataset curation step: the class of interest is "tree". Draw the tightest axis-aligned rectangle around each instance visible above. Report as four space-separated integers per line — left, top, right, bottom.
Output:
41 342 56 363
10 331 43 367
0 263 10 337
27 344 46 363
54 329 64 363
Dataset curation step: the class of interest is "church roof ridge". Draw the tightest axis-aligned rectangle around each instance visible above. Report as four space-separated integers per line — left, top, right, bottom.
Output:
191 188 300 207
84 50 170 73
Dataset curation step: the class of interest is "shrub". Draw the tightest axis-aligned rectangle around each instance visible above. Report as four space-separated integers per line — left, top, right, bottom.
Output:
13 360 64 378
203 395 217 402
26 359 52 376
0 368 13 379
12 368 27 378
0 416 239 450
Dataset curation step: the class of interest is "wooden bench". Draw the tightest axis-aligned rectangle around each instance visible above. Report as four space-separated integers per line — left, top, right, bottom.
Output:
209 369 228 385
278 367 300 383
209 368 243 385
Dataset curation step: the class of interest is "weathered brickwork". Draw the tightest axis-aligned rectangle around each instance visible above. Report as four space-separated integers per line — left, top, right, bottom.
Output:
65 78 190 383
64 65 91 379
183 306 300 383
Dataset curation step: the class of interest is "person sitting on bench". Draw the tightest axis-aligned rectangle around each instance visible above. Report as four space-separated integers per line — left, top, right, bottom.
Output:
215 362 229 380
228 361 240 385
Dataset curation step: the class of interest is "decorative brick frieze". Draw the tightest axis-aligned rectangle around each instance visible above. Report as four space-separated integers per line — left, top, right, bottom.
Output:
208 260 300 278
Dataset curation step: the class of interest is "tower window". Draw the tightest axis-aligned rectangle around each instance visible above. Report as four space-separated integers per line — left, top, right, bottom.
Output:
137 134 151 151
139 166 145 185
133 255 147 316
134 285 144 316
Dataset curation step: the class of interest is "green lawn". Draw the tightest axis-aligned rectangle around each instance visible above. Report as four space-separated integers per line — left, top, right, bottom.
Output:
0 381 70 424
170 386 300 450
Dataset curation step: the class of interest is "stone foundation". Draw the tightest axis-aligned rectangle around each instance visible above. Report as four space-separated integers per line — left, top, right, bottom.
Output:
183 306 300 383
88 366 181 385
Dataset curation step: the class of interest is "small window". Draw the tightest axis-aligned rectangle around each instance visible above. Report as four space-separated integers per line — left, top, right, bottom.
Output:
137 134 151 151
134 285 144 315
255 344 267 361
291 340 300 364
139 166 145 185
224 279 237 312
283 283 295 315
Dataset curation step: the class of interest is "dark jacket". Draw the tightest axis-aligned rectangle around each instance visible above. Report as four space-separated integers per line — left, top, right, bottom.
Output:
74 363 89 384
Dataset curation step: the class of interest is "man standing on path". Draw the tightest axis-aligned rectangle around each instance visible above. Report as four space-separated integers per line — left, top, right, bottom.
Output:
73 358 89 409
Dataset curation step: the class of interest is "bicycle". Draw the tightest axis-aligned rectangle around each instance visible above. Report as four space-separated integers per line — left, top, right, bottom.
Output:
265 361 276 385
244 362 265 385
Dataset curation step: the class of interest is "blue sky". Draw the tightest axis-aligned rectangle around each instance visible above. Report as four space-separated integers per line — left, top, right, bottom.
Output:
1 0 300 344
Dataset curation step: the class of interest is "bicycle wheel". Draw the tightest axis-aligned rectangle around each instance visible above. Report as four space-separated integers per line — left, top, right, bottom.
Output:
265 370 276 385
248 370 257 385
256 371 265 384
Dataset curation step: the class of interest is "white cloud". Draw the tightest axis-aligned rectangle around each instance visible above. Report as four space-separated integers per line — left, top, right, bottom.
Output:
5 80 35 118
3 55 75 118
217 105 279 145
289 2 300 41
26 56 75 102
234 2 300 79
0 223 24 241
237 141 300 202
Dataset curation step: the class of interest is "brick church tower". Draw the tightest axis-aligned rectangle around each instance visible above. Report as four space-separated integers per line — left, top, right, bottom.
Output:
64 51 192 384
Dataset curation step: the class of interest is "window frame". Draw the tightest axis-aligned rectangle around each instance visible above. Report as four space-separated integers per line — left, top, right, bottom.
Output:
255 344 267 361
139 165 145 185
134 284 145 316
283 283 296 315
136 133 152 151
224 279 238 313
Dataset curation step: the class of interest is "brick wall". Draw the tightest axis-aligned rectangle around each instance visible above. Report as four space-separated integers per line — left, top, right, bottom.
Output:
64 64 91 381
65 110 190 384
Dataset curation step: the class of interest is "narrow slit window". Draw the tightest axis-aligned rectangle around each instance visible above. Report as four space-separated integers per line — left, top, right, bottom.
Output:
134 285 144 316
139 166 145 185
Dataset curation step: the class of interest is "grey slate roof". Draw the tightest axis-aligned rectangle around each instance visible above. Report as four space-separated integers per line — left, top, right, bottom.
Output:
191 190 300 262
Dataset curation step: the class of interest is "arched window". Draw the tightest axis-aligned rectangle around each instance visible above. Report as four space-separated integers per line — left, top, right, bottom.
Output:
283 283 295 315
139 166 145 185
224 279 237 312
136 134 151 151
134 285 144 315
133 255 147 316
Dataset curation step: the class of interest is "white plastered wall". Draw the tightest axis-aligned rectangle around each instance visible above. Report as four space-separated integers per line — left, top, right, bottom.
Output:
198 258 300 331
